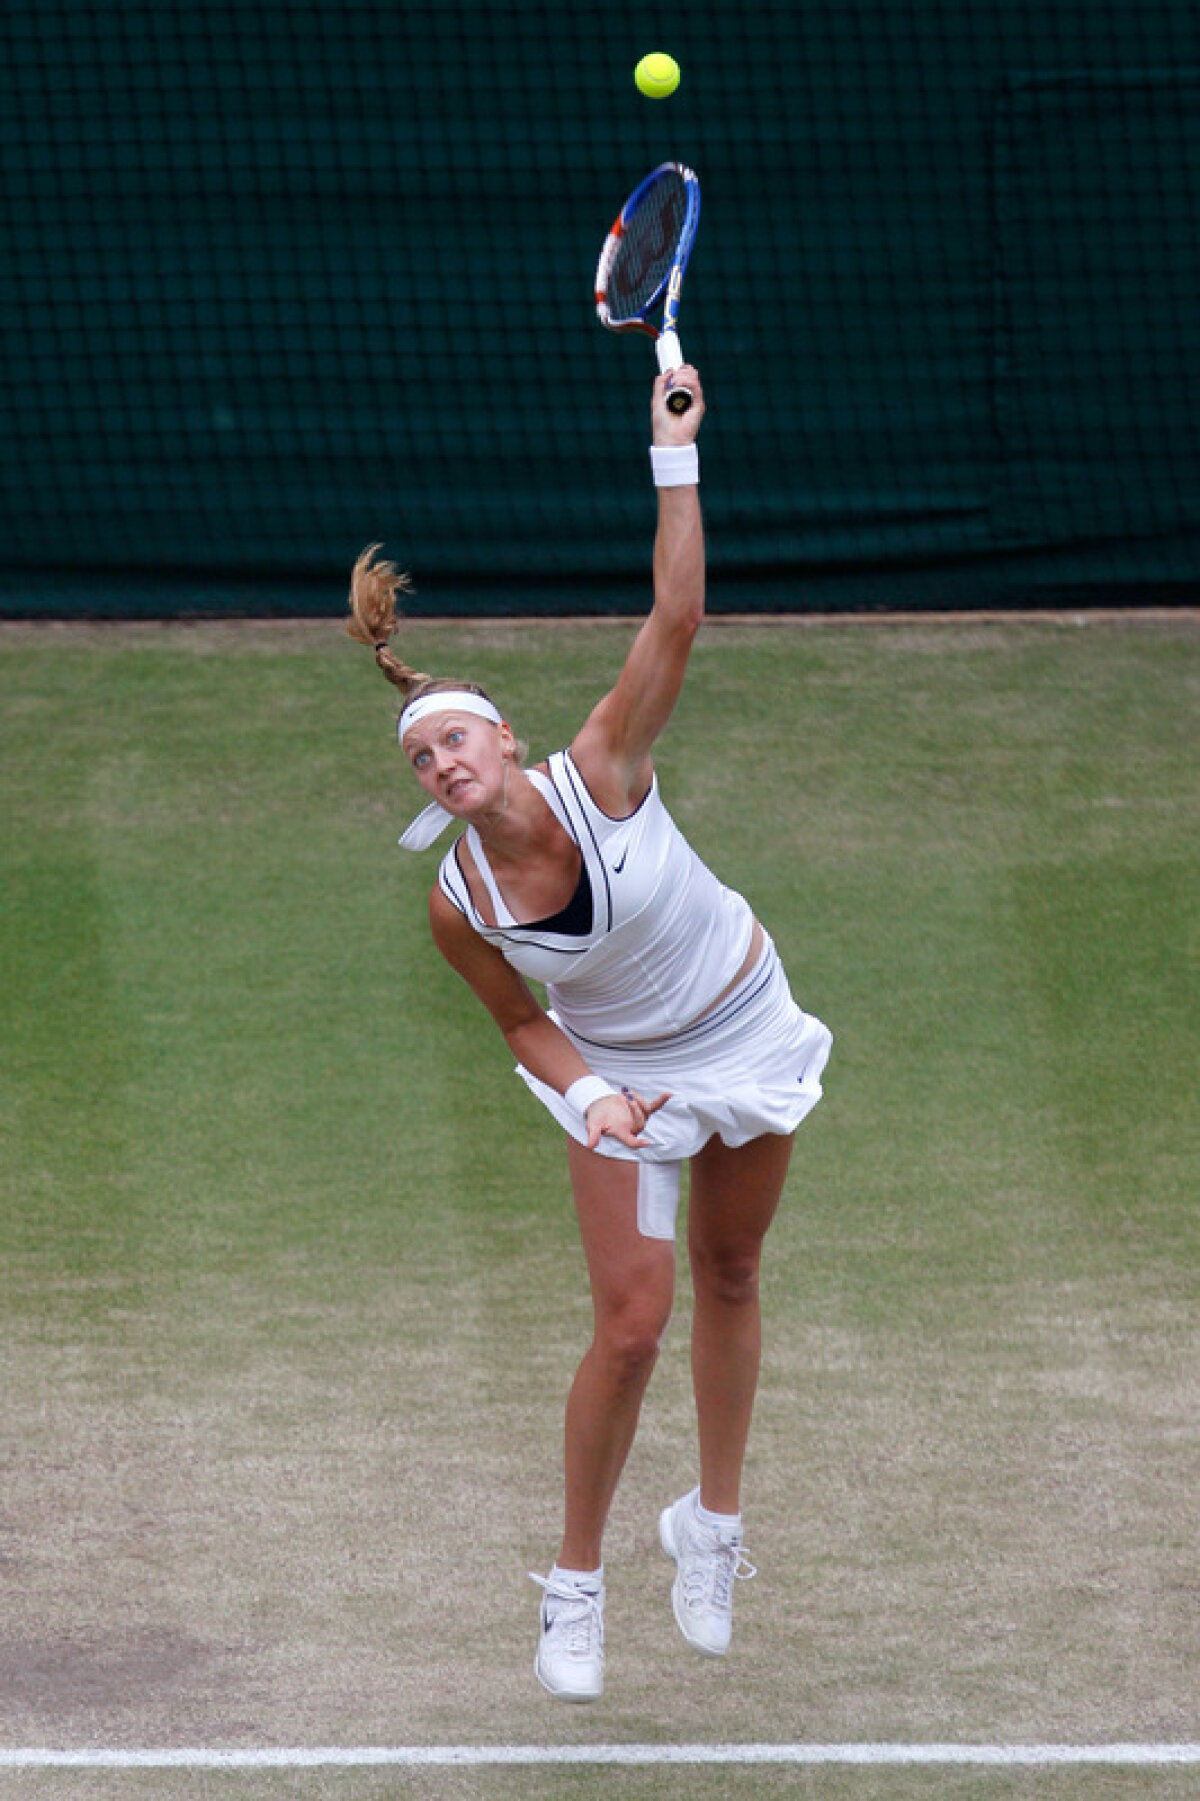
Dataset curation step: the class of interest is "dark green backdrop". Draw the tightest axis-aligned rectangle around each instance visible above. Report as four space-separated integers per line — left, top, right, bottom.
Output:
2 0 1199 615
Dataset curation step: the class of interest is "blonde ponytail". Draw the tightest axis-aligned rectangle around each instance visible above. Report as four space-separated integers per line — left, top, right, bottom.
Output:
346 543 522 756
345 543 430 696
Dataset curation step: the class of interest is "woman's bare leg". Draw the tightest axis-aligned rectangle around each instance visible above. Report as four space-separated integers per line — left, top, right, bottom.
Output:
686 1132 795 1516
558 1141 676 1570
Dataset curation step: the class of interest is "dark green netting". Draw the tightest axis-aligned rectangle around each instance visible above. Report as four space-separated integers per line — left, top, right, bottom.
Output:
2 1 1198 614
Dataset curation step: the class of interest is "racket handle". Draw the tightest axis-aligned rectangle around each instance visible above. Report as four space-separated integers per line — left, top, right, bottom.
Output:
656 328 693 415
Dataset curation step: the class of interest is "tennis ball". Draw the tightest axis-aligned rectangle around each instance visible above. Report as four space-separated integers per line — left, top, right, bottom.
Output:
634 52 681 99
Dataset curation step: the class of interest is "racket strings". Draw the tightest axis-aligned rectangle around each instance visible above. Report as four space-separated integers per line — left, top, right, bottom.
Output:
606 174 688 320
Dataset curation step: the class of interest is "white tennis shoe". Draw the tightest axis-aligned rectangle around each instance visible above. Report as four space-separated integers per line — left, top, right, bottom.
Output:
659 1487 756 1657
530 1569 605 1702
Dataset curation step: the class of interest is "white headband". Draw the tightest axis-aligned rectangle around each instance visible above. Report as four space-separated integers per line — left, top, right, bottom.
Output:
398 689 502 740
396 689 506 853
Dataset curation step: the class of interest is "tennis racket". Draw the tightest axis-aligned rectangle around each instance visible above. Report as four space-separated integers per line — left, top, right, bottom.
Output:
595 162 701 415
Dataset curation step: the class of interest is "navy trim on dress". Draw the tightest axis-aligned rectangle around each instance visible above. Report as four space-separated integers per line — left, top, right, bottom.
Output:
564 945 778 1056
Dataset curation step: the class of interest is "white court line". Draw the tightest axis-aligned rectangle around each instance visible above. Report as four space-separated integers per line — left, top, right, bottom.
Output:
1 1744 1199 1769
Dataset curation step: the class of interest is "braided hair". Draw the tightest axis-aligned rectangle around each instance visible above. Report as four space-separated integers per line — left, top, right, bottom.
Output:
346 545 521 751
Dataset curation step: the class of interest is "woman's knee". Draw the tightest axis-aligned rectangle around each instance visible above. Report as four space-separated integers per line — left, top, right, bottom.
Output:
691 1242 762 1310
593 1296 672 1383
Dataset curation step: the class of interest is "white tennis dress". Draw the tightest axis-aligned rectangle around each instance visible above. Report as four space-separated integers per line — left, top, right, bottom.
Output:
437 750 832 1236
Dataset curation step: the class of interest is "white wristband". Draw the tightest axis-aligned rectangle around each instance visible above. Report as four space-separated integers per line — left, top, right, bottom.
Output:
650 443 699 488
565 1074 618 1118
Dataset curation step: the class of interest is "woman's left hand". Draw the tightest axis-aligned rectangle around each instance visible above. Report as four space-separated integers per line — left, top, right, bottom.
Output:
585 1086 670 1150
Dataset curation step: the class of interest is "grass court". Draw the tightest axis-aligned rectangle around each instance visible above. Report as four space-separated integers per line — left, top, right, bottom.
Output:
1 612 1196 1801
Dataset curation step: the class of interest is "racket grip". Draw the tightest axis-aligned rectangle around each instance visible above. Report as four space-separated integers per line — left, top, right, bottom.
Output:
655 329 694 415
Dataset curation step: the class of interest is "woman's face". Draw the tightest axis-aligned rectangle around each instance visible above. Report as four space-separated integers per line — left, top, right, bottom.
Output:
401 709 514 816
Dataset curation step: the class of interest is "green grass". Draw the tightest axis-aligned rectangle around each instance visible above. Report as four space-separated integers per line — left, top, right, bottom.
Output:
0 614 1196 1791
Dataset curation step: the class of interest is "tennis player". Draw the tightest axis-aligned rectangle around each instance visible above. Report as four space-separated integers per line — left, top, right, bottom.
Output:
347 364 831 1702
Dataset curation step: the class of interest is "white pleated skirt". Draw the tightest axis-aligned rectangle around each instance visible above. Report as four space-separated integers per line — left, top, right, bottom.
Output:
515 934 832 1171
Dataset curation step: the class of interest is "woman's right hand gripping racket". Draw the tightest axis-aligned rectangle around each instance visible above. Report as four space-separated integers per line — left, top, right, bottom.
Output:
595 162 701 414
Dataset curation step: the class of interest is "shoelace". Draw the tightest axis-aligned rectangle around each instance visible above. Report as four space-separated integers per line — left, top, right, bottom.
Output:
529 1572 605 1659
681 1532 757 1614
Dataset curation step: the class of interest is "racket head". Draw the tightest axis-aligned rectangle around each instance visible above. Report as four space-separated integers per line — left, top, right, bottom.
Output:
594 162 700 341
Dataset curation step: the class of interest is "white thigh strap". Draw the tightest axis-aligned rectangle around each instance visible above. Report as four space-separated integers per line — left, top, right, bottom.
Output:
637 1161 683 1241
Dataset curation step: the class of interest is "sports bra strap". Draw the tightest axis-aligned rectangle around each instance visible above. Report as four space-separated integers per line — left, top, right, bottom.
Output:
464 825 515 926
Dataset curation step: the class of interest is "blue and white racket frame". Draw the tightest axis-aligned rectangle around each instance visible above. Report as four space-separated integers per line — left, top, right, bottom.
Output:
594 161 701 414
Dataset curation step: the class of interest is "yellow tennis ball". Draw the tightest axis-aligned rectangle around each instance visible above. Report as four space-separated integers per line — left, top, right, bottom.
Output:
634 52 681 99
